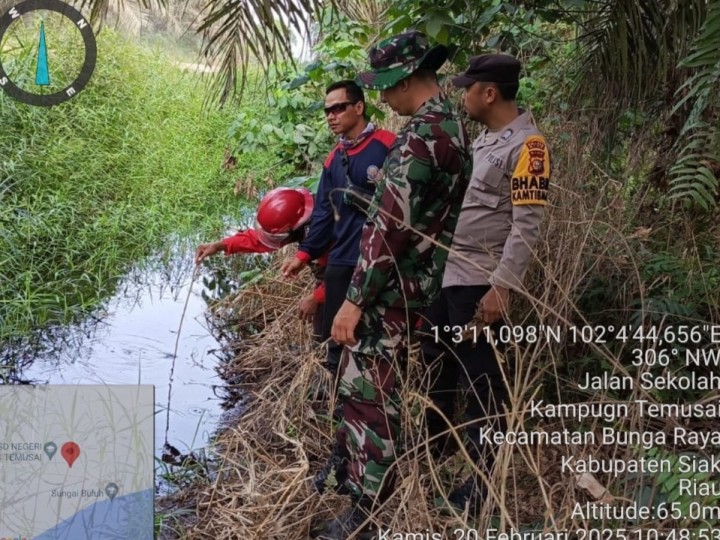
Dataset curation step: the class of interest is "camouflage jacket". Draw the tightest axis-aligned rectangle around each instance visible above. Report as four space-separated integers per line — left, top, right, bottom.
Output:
345 93 471 310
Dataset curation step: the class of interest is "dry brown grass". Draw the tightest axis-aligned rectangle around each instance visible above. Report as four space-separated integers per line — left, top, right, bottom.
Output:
157 270 594 539
157 265 572 539
158 118 719 538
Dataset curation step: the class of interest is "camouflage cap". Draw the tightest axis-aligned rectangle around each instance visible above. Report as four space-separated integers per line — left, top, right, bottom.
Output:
357 30 448 91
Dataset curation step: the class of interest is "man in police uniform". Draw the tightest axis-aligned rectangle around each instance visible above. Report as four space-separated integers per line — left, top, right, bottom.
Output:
313 31 471 539
420 54 551 514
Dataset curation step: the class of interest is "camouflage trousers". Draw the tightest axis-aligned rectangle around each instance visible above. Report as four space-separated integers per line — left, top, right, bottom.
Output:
335 305 418 499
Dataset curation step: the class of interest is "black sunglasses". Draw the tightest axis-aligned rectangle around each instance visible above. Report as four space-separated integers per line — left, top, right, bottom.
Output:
324 101 358 116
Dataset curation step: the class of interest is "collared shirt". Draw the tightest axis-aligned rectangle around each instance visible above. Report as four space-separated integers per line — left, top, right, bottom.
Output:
346 93 471 309
442 110 551 290
298 129 396 266
339 122 376 150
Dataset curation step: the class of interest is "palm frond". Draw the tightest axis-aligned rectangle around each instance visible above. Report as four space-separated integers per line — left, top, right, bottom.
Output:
572 0 707 108
73 0 325 103
104 0 150 35
197 0 326 104
73 0 165 27
333 0 390 27
668 1 720 211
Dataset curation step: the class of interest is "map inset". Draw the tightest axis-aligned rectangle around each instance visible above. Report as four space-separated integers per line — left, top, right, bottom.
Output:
0 385 154 539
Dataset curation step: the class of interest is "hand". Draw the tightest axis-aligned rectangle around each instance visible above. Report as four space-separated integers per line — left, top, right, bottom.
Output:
195 241 225 264
478 286 509 324
331 300 362 346
280 256 306 278
298 294 318 322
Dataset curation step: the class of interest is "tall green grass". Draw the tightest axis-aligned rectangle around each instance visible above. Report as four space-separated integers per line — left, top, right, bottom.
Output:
0 29 279 345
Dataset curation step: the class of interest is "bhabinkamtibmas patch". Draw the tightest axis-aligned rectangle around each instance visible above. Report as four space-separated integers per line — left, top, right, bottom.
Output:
511 135 550 205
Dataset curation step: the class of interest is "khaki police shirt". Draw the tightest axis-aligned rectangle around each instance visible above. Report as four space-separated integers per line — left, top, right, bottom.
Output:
442 110 550 290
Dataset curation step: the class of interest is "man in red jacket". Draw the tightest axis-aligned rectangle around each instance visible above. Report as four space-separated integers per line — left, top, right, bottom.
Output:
195 187 326 334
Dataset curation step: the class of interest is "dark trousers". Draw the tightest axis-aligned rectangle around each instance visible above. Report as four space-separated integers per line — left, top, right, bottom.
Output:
318 265 355 491
312 297 324 340
418 285 509 476
321 265 355 373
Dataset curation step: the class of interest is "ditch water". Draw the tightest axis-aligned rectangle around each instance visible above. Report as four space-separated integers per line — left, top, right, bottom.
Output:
5 239 248 489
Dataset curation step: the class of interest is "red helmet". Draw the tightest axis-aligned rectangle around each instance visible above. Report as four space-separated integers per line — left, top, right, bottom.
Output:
255 187 314 248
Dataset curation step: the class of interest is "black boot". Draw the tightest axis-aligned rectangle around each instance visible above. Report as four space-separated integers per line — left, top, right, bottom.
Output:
313 454 334 494
310 495 378 540
447 474 485 517
428 431 459 460
314 404 350 495
313 440 351 495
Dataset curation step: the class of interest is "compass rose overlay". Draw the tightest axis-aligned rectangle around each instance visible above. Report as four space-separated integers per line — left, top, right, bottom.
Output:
0 0 97 106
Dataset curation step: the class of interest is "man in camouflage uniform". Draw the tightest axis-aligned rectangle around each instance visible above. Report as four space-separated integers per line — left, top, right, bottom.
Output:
311 31 471 540
420 54 551 515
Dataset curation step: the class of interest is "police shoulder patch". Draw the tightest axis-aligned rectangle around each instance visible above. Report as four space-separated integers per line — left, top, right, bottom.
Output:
510 135 550 206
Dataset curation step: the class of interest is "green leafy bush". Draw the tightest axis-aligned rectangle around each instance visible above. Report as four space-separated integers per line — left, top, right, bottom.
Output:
0 30 267 344
227 10 378 179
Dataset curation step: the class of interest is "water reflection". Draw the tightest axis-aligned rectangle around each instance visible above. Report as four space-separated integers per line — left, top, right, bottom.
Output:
0 236 262 463
24 251 224 453
0 215 276 494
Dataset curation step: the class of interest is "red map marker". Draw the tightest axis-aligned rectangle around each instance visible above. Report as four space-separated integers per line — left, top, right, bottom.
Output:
61 442 80 467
